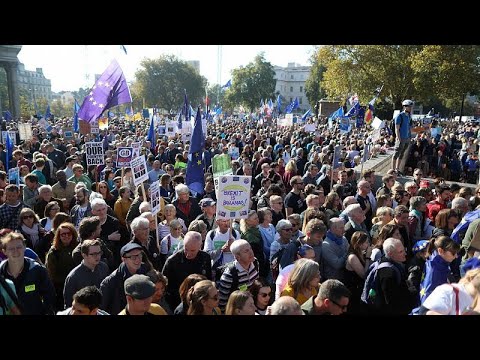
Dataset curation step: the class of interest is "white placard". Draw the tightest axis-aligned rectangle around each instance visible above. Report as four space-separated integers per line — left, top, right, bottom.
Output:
216 175 252 220
166 121 177 137
18 124 32 141
372 117 384 129
116 147 133 167
90 121 99 134
228 146 239 160
150 181 161 215
131 155 149 187
131 142 141 158
304 123 316 132
85 142 104 166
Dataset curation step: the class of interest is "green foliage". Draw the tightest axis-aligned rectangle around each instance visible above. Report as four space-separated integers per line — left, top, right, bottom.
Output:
134 55 207 112
225 53 276 112
312 45 480 117
305 47 327 106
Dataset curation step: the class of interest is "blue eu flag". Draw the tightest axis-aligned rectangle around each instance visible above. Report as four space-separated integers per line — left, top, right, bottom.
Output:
186 107 205 195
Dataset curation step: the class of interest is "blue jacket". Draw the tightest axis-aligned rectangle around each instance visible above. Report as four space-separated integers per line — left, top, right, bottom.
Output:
420 251 451 304
0 257 56 315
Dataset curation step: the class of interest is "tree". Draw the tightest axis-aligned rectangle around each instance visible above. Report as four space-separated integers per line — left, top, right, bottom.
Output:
316 45 423 113
411 45 480 113
134 55 207 112
225 53 276 113
305 47 327 107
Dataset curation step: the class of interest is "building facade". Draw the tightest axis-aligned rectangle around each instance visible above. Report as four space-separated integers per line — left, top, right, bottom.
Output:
274 63 311 113
17 63 52 102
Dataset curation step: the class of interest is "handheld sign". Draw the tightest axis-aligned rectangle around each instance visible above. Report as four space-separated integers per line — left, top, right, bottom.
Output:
116 147 133 167
216 175 252 220
131 155 149 186
150 181 161 215
85 142 104 166
8 167 20 186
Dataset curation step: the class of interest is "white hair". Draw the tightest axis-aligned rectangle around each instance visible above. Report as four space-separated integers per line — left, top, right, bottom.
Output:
184 231 202 246
383 237 402 257
175 184 190 195
38 185 52 194
452 197 468 209
139 201 151 213
230 239 250 257
91 198 107 210
89 191 103 203
345 204 362 218
130 217 150 233
139 212 154 220
329 217 344 228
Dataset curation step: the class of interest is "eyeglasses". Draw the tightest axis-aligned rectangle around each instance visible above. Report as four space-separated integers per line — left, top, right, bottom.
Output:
88 251 103 257
259 292 271 298
282 228 293 232
23 215 35 219
329 298 348 311
124 253 142 260
414 173 423 176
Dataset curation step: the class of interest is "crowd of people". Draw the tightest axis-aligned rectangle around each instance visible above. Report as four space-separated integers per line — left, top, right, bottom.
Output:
0 106 480 316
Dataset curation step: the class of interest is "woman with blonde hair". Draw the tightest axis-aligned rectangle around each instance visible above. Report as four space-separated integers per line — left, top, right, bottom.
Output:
186 280 221 315
370 206 394 244
225 290 256 315
157 204 187 240
280 258 320 305
282 160 298 193
45 222 79 311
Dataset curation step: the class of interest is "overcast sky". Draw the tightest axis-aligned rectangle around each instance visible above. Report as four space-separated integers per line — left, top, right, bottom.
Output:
18 45 315 93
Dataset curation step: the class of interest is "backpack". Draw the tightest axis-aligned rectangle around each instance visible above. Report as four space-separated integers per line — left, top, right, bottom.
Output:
270 239 301 282
215 259 259 291
361 260 401 309
391 113 407 140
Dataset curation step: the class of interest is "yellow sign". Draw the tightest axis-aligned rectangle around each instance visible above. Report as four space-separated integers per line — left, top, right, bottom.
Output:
25 284 36 292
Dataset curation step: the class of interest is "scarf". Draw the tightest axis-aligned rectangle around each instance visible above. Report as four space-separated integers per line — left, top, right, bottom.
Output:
326 230 344 246
22 223 41 248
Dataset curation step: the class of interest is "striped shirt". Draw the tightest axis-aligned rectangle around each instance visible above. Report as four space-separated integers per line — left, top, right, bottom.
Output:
218 259 259 311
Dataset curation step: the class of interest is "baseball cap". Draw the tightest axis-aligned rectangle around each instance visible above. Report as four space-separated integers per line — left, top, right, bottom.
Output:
412 240 429 255
120 243 143 257
124 274 156 300
200 198 216 207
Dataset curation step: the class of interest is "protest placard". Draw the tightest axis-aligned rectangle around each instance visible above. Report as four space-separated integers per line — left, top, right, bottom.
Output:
150 181 161 215
116 147 133 167
131 142 141 158
304 123 316 132
79 120 91 135
216 176 252 220
166 121 177 137
85 142 104 166
228 146 239 160
63 127 74 140
8 167 20 186
90 121 99 134
212 154 233 178
18 123 33 141
131 155 149 186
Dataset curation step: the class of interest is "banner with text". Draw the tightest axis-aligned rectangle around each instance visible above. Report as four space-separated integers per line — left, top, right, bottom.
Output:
216 175 252 220
85 142 105 166
131 155 149 186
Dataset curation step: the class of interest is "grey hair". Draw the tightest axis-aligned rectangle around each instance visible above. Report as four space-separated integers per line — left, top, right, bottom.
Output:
329 217 344 229
91 198 107 210
409 196 427 211
269 297 303 316
184 231 202 246
376 206 394 218
317 279 351 302
38 185 52 194
342 196 357 208
130 217 150 233
165 204 176 212
139 212 154 220
383 237 402 257
404 181 417 190
276 219 292 232
452 197 468 210
230 239 250 257
345 204 362 218
89 191 103 203
139 201 151 213
175 184 190 195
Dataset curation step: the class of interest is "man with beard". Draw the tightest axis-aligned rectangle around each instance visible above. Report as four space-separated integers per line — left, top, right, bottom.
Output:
70 187 92 228
52 170 76 211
